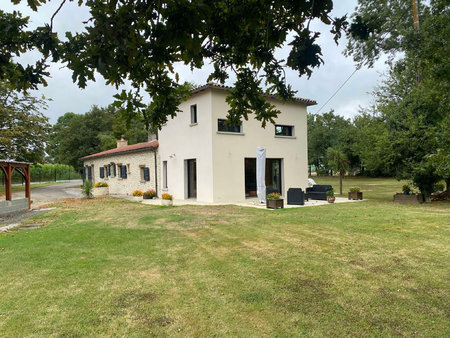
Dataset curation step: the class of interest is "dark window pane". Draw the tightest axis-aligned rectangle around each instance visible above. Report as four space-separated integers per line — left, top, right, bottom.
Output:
218 119 241 133
190 105 197 124
275 125 293 136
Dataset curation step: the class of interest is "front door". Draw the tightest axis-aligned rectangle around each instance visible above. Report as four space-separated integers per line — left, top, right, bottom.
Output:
187 159 197 198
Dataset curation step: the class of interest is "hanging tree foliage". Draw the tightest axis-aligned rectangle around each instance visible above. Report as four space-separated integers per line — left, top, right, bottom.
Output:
1 0 347 129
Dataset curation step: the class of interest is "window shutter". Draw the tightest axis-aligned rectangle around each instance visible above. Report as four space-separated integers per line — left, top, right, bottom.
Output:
88 166 92 180
113 164 116 176
143 167 150 181
121 165 127 179
82 167 86 180
107 164 111 177
100 167 104 178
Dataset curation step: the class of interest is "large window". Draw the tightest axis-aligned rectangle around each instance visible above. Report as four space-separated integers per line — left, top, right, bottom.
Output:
275 125 294 137
163 161 168 189
218 119 242 133
190 104 197 124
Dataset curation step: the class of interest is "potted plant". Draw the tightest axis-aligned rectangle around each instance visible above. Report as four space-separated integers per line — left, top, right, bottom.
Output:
93 181 109 197
266 192 284 209
132 190 143 201
348 186 363 200
161 193 173 206
394 184 424 204
143 189 156 199
326 189 335 203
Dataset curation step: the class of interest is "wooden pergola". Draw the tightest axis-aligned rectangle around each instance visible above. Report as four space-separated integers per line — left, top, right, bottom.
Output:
0 160 31 209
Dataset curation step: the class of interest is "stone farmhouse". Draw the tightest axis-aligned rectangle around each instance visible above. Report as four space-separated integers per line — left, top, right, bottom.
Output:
81 82 316 202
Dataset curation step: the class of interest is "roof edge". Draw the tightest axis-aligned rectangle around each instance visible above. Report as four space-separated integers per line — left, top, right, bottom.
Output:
191 82 317 106
81 145 157 161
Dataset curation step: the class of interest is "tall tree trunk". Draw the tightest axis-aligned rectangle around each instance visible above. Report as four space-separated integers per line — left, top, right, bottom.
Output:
339 172 343 195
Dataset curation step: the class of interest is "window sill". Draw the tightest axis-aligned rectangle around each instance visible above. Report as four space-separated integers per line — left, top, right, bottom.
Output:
216 131 245 136
190 123 198 127
274 135 296 139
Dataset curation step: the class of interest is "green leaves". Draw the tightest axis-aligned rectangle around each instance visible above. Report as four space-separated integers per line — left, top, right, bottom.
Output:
2 0 347 129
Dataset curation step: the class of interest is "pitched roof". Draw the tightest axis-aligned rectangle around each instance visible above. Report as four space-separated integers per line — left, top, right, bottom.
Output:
191 82 317 106
81 140 159 161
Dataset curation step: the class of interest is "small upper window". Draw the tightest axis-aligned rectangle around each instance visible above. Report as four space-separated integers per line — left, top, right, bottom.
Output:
275 125 294 137
190 104 197 124
218 119 242 133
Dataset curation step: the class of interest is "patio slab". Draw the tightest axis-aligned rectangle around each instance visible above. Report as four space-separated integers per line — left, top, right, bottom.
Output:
112 194 363 209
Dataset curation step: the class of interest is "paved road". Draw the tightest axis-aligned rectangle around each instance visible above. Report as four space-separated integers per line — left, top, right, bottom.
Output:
11 180 83 209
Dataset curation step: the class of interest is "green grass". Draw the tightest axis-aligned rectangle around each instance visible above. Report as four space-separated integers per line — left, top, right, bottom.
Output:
0 178 449 336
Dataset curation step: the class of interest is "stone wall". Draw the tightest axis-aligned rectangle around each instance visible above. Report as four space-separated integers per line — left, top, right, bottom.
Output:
0 198 29 218
83 149 161 197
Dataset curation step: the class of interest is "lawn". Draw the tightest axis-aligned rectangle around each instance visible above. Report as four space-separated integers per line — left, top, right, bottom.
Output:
0 178 449 336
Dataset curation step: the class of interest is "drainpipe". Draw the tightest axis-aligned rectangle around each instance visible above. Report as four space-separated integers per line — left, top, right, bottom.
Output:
154 150 158 198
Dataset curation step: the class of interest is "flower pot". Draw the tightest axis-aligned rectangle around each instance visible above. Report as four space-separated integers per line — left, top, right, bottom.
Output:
92 186 109 197
327 196 335 203
161 199 173 206
266 199 284 209
393 193 423 204
143 195 154 200
348 192 363 200
132 196 142 202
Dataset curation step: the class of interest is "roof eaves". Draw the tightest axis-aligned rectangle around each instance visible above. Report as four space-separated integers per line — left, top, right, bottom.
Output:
81 145 157 161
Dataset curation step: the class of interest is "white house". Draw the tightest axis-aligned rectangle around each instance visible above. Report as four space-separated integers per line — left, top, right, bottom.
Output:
82 82 316 202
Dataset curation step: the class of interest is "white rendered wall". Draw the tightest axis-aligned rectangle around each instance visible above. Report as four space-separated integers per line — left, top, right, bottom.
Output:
210 89 309 202
158 90 215 202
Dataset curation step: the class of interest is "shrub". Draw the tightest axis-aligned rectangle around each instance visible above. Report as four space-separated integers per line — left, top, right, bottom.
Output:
326 189 334 197
434 183 445 192
81 180 93 199
162 193 173 200
94 182 108 188
143 189 156 198
267 192 281 200
132 190 143 197
349 186 361 193
402 184 412 195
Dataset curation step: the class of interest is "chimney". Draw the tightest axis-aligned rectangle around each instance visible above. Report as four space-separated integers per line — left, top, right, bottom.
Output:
117 136 128 148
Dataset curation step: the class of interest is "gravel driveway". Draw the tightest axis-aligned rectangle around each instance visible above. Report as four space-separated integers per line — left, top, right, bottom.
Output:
11 180 83 209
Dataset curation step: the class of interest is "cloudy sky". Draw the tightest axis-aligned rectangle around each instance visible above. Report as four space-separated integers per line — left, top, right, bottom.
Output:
3 0 388 123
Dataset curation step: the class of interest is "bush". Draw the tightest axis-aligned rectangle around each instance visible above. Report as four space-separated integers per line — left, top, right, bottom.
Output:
132 190 143 197
162 193 173 200
326 189 334 197
434 183 445 192
267 192 281 200
81 180 93 199
349 186 361 193
402 184 412 195
94 182 108 188
143 189 156 198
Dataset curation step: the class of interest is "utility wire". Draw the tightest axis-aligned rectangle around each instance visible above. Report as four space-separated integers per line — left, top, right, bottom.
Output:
315 67 359 114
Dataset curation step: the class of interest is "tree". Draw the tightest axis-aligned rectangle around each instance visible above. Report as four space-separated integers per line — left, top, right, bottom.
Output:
327 147 349 195
48 105 148 171
346 0 450 199
0 82 50 162
2 0 347 129
307 110 356 174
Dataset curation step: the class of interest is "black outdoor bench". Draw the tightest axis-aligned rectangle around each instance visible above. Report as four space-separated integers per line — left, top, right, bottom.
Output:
305 185 333 200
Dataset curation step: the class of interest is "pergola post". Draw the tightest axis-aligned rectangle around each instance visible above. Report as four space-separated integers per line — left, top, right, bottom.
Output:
4 164 13 201
24 165 31 209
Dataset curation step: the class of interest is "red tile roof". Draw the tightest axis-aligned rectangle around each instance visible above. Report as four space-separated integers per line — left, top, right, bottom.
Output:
191 82 317 106
81 140 158 160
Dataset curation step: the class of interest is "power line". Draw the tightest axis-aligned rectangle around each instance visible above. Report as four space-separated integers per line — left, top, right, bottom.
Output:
315 67 359 114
